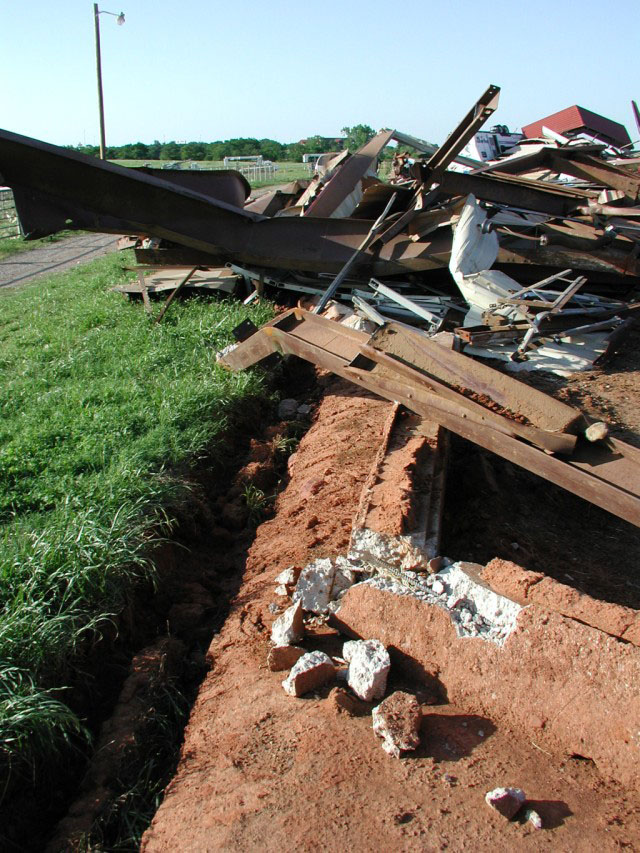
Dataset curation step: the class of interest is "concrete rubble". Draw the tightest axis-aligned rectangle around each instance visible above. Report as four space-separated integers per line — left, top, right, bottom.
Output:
282 650 335 697
485 786 527 820
343 639 390 702
372 691 422 758
267 645 306 672
274 566 301 597
270 601 304 646
293 557 356 615
526 809 544 830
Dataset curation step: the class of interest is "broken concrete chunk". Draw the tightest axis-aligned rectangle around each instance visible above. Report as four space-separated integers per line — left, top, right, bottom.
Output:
270 601 304 646
293 557 356 615
294 558 334 614
282 651 335 697
277 398 299 419
332 558 356 598
485 787 526 819
585 421 609 442
343 639 390 702
372 691 422 758
267 645 306 672
274 566 301 597
526 809 543 830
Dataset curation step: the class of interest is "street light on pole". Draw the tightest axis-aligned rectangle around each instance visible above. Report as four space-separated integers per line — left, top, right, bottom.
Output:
93 4 125 160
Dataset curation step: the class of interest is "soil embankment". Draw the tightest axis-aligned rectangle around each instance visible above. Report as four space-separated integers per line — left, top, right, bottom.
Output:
142 376 640 851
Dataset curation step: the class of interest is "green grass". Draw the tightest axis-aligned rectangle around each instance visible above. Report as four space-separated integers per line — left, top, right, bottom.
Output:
0 253 274 794
110 159 312 187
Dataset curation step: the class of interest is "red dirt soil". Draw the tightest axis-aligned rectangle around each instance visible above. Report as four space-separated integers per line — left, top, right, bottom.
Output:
142 377 640 852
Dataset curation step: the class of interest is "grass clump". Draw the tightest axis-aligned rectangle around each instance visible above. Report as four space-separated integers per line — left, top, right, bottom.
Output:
0 253 274 799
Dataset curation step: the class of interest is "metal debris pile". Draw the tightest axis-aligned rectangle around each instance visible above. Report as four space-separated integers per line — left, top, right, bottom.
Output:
1 84 639 527
1 83 639 371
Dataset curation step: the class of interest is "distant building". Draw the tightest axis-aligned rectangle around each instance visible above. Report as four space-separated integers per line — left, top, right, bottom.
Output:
461 125 524 162
522 106 631 149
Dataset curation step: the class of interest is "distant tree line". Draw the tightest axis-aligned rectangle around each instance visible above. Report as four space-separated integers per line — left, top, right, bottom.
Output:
68 125 383 162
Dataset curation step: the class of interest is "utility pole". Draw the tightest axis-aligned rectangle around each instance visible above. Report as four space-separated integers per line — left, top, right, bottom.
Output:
93 5 125 160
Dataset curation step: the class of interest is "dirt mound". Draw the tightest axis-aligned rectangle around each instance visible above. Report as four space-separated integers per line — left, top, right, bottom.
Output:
142 377 640 851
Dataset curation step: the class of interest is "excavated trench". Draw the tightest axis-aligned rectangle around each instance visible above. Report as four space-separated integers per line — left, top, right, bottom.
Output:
4 360 319 853
17 346 640 851
138 364 640 851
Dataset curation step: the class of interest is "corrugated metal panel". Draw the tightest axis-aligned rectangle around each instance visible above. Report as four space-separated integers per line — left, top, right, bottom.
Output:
522 106 631 147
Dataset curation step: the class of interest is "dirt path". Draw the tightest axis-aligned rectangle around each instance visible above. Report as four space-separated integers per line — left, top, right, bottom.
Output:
0 233 121 289
141 378 640 852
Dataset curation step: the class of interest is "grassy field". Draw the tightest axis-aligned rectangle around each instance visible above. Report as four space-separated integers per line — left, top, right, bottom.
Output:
0 253 274 799
110 159 313 186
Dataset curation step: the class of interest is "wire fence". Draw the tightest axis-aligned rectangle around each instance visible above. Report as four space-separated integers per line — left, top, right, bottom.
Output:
0 188 21 239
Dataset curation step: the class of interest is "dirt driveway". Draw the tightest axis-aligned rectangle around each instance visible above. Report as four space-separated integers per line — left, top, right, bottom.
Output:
0 233 121 289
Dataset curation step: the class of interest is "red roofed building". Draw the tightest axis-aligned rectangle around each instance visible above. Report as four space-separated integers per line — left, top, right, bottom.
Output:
522 106 631 149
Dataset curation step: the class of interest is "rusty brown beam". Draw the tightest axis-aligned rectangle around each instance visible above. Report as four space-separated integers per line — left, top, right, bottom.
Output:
219 309 640 528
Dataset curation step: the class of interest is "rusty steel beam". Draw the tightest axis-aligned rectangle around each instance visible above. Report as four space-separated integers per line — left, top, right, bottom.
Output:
1 128 638 284
547 151 640 200
0 127 449 275
427 167 592 216
303 129 394 218
219 309 640 528
423 84 500 179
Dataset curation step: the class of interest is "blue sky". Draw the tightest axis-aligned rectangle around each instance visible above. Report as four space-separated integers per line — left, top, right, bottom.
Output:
2 0 638 149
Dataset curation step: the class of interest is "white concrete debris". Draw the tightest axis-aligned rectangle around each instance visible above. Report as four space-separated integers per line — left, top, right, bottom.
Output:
282 650 335 697
358 560 522 646
274 566 301 597
349 527 430 572
526 809 543 830
271 601 304 646
372 691 422 758
293 557 356 615
343 639 390 702
585 421 609 442
485 787 526 820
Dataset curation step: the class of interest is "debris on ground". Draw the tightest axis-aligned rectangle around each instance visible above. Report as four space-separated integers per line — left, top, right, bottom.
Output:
282 650 335 697
270 601 304 646
526 808 544 830
343 639 391 702
372 691 422 758
267 645 306 672
6 85 640 847
293 557 356 615
274 566 301 597
485 786 527 819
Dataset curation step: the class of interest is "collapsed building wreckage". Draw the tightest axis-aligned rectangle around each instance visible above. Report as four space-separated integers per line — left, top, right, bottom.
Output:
1 85 640 533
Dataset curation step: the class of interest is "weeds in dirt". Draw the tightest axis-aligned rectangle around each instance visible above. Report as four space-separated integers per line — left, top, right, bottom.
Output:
0 253 274 804
242 483 271 524
80 680 190 852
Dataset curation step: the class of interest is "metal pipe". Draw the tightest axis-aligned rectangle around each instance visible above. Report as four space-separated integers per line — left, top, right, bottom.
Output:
93 3 106 160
